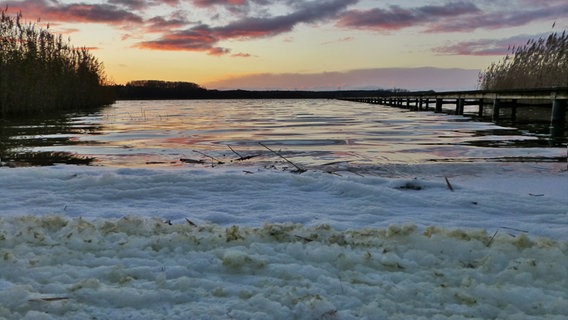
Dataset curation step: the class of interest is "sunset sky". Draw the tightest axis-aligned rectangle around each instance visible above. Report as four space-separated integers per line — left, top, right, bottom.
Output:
3 0 567 90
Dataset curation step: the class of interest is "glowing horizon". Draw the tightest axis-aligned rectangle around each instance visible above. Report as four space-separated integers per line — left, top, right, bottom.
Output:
2 0 567 90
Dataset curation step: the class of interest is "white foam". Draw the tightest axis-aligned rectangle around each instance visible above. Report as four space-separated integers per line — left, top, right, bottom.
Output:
0 163 567 318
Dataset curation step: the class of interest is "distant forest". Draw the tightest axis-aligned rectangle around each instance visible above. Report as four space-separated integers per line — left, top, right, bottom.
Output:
113 80 401 100
479 30 568 90
0 9 114 117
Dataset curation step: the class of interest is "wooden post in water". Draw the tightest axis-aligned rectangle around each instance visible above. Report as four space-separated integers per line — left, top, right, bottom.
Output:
456 99 465 115
550 99 567 137
492 99 501 121
435 98 443 113
478 99 484 117
511 99 518 121
551 99 567 124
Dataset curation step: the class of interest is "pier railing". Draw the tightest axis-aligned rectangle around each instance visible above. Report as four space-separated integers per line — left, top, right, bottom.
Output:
338 87 568 137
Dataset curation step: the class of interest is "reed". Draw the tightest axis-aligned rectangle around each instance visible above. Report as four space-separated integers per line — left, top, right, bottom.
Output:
478 31 568 90
0 9 114 117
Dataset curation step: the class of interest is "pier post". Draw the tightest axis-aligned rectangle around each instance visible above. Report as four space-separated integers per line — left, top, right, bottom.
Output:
492 99 501 121
478 99 484 117
435 98 443 113
551 99 566 124
550 99 567 137
511 99 518 121
456 99 465 115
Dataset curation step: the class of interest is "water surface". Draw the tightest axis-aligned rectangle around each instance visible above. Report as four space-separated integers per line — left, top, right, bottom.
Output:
1 99 565 168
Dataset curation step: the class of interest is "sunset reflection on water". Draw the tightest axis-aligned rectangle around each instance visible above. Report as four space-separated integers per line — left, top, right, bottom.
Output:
2 99 565 168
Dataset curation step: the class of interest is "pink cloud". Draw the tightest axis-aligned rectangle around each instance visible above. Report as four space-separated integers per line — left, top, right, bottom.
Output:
3 0 143 25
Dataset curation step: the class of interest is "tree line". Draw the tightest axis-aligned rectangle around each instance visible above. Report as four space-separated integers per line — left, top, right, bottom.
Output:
113 80 396 100
479 30 568 90
0 9 114 118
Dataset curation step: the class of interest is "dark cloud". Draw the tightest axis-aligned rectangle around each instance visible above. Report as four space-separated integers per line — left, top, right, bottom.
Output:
426 2 568 32
146 13 189 32
191 0 247 7
337 2 480 31
337 1 568 33
137 0 357 54
107 0 149 11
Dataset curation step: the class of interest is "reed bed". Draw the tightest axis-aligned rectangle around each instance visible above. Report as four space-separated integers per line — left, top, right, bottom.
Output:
0 9 114 117
479 31 568 90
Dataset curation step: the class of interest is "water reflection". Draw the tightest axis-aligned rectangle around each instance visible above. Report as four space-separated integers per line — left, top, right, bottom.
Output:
0 110 104 166
0 100 566 167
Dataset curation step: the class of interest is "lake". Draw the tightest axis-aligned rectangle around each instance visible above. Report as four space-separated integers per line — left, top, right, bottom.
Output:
0 99 565 168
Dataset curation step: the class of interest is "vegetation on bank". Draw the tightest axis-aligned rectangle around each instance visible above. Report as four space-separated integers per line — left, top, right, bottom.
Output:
115 80 207 99
479 31 568 90
0 9 114 117
114 80 398 100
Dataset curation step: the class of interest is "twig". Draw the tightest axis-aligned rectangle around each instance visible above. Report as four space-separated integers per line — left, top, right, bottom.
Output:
500 226 529 233
227 145 243 158
185 218 197 227
180 158 205 164
258 142 306 173
295 235 314 242
444 176 454 192
29 297 70 302
193 150 225 164
227 145 258 161
487 230 498 247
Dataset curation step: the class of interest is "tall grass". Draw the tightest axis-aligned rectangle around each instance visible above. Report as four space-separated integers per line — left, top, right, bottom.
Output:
478 31 568 90
0 9 114 117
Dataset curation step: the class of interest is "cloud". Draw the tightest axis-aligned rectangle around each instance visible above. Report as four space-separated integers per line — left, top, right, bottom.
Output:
4 0 144 25
321 36 354 45
191 0 248 7
136 0 356 54
337 2 480 32
135 24 222 54
337 1 568 33
146 14 190 33
434 33 549 56
231 52 253 57
107 0 149 11
426 2 568 32
204 67 480 91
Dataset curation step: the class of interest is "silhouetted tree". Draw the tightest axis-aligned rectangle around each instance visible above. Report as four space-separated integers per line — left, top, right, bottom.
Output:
0 9 114 117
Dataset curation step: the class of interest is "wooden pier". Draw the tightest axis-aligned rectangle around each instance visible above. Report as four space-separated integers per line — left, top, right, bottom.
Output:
339 87 568 137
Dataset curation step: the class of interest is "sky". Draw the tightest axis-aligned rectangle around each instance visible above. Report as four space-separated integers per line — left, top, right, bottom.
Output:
2 0 567 91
